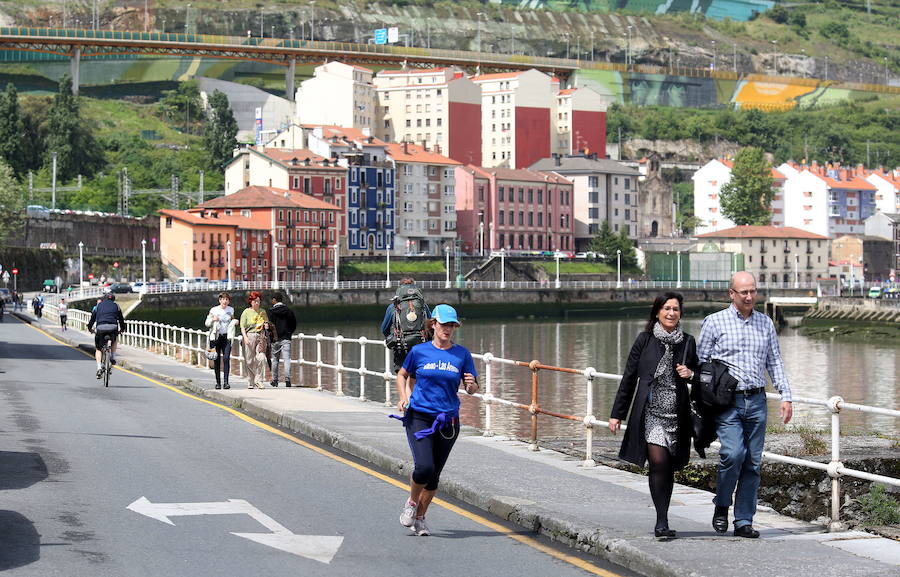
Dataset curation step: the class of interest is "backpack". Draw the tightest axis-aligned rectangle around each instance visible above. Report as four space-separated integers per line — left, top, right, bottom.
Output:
391 285 428 351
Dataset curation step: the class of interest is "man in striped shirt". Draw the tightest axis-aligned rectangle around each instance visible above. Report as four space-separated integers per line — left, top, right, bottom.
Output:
698 271 793 539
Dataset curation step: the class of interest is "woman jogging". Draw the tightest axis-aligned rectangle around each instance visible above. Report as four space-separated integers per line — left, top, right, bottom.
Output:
394 304 478 536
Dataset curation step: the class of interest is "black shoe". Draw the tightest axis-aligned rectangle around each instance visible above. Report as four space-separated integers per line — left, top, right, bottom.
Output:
734 525 760 538
713 506 729 534
270 380 278 387
215 384 221 389
223 383 230 390
654 525 677 538
285 380 292 387
110 358 117 365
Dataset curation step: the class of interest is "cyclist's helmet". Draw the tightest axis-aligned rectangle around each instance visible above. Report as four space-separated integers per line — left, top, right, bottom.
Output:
106 293 116 301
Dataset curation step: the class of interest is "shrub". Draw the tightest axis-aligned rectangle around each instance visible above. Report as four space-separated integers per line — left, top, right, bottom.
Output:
857 484 900 527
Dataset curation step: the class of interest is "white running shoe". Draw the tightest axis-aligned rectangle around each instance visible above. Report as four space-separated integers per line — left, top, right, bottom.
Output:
399 500 416 527
413 518 431 536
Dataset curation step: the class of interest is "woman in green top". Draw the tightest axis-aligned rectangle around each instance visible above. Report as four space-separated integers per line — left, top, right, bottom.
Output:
240 291 270 388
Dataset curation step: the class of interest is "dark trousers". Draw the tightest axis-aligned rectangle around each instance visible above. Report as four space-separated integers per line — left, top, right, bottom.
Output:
404 408 460 491
213 334 233 386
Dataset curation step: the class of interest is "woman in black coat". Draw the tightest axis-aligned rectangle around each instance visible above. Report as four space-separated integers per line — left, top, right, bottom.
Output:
609 292 699 539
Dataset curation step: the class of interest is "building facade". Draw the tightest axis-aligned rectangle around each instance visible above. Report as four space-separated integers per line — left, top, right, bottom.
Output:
530 153 639 249
373 67 482 166
693 158 785 235
695 225 830 285
158 210 257 281
554 87 607 159
455 165 574 256
295 62 376 131
386 142 462 256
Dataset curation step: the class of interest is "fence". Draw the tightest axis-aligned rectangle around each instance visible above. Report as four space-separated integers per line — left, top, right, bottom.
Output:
35 299 900 532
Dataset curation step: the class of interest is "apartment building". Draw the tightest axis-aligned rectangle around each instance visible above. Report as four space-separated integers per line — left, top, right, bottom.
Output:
471 69 557 169
554 87 607 159
197 186 340 282
295 62 376 131
386 142 462 256
866 169 900 214
695 225 830 285
455 165 574 255
530 153 639 249
306 126 395 254
158 210 262 281
693 158 785 235
778 162 877 237
373 67 482 166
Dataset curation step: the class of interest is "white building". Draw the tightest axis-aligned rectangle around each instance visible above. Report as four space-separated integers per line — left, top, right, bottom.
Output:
778 162 877 237
385 142 462 256
373 67 482 166
554 86 607 157
692 157 785 235
695 225 830 285
471 69 558 170
295 62 376 130
866 169 900 214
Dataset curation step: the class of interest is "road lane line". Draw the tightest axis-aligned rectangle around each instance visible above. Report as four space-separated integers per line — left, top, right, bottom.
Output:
19 319 624 577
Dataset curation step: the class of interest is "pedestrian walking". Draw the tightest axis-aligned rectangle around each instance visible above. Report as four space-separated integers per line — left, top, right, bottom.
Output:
267 292 297 387
32 296 43 320
205 292 236 390
59 298 68 331
394 304 478 536
699 271 793 538
609 292 699 538
240 291 270 389
382 277 430 372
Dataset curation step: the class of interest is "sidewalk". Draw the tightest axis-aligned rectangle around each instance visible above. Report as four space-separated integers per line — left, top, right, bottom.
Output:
18 312 900 577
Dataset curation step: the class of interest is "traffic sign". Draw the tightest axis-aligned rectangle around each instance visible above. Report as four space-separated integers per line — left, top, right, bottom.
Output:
374 28 387 45
11 268 17 275
88 273 94 279
113 262 119 268
387 27 399 44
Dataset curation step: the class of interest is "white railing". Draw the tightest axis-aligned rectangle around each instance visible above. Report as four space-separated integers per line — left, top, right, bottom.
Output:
32 305 899 532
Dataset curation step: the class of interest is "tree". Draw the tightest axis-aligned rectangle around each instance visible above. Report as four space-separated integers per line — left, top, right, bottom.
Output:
45 75 103 182
159 80 202 134
0 83 25 176
719 147 774 226
588 221 636 268
0 158 24 248
203 90 238 171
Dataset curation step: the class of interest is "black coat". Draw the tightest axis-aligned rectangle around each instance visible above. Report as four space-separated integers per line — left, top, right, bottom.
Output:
610 330 699 470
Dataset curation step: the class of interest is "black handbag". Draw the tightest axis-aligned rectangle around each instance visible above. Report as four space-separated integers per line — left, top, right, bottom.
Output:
682 346 704 440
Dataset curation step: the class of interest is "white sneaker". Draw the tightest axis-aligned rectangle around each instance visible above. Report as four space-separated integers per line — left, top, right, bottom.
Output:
413 518 430 536
399 500 416 527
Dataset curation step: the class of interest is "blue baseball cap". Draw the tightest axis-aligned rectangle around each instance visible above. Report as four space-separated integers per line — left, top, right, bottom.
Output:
431 304 460 325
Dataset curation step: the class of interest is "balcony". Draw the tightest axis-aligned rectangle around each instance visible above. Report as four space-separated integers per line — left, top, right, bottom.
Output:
241 250 249 257
760 245 767 253
319 240 329 247
319 223 328 229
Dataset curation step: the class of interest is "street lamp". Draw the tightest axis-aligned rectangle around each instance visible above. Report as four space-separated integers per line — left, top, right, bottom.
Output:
554 251 560 289
309 1 316 41
711 39 716 71
825 55 829 82
332 244 339 289
272 241 279 289
444 245 451 289
885 57 889 85
771 40 778 75
182 240 189 282
385 240 391 289
479 221 484 257
476 12 485 53
78 241 84 295
616 249 622 289
564 32 570 60
794 253 799 288
590 29 595 62
500 248 506 289
226 239 232 290
676 250 682 288
141 239 147 286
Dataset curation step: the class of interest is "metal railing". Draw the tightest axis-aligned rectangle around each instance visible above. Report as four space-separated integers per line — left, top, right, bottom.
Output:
32 303 900 532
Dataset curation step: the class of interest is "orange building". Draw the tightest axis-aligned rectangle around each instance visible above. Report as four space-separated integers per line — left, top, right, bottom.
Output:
159 186 341 283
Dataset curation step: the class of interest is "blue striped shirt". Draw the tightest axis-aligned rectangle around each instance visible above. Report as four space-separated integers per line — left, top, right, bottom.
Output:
698 304 792 402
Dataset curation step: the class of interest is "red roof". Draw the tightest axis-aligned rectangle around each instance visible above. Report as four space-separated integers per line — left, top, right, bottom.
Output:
461 165 572 185
378 67 449 76
470 71 523 82
158 209 267 230
696 225 829 240
385 142 461 165
200 186 340 211
252 147 344 170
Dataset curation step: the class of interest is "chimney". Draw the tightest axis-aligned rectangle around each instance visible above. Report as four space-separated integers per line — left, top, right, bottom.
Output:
403 141 409 155
434 143 441 155
555 154 561 167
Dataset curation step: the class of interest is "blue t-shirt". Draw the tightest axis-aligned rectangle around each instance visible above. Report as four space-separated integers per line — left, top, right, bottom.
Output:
402 342 477 416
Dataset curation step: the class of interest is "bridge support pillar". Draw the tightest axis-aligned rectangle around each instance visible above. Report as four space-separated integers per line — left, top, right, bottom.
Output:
70 47 81 95
285 59 296 101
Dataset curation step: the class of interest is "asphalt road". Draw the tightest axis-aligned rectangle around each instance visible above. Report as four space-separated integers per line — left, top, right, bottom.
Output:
0 316 636 577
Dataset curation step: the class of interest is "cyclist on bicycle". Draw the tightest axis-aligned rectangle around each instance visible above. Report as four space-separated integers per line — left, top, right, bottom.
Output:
87 293 127 379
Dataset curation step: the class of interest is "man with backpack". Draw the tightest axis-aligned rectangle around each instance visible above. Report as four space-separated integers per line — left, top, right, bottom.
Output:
381 277 430 372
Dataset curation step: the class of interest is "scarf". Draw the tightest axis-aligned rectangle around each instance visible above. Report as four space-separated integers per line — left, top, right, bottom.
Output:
652 321 684 383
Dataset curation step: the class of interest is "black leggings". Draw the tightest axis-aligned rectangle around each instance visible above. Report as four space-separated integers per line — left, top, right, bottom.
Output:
213 334 233 385
647 443 675 527
405 408 460 491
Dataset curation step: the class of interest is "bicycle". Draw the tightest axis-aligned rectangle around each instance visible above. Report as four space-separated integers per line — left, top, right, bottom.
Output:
99 335 112 387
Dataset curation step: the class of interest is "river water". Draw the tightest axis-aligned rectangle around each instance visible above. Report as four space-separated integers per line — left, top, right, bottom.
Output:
285 316 899 438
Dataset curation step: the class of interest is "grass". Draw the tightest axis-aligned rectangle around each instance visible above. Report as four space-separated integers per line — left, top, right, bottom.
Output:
340 260 447 275
858 484 900 527
79 98 196 145
530 261 616 274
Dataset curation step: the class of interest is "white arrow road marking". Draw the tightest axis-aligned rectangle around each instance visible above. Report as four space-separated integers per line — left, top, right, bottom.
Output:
127 497 343 564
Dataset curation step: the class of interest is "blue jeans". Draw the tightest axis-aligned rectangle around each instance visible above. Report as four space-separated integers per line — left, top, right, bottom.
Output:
270 339 292 382
713 391 768 528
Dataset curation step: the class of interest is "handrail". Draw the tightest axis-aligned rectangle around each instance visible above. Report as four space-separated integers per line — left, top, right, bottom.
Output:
33 304 898 532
